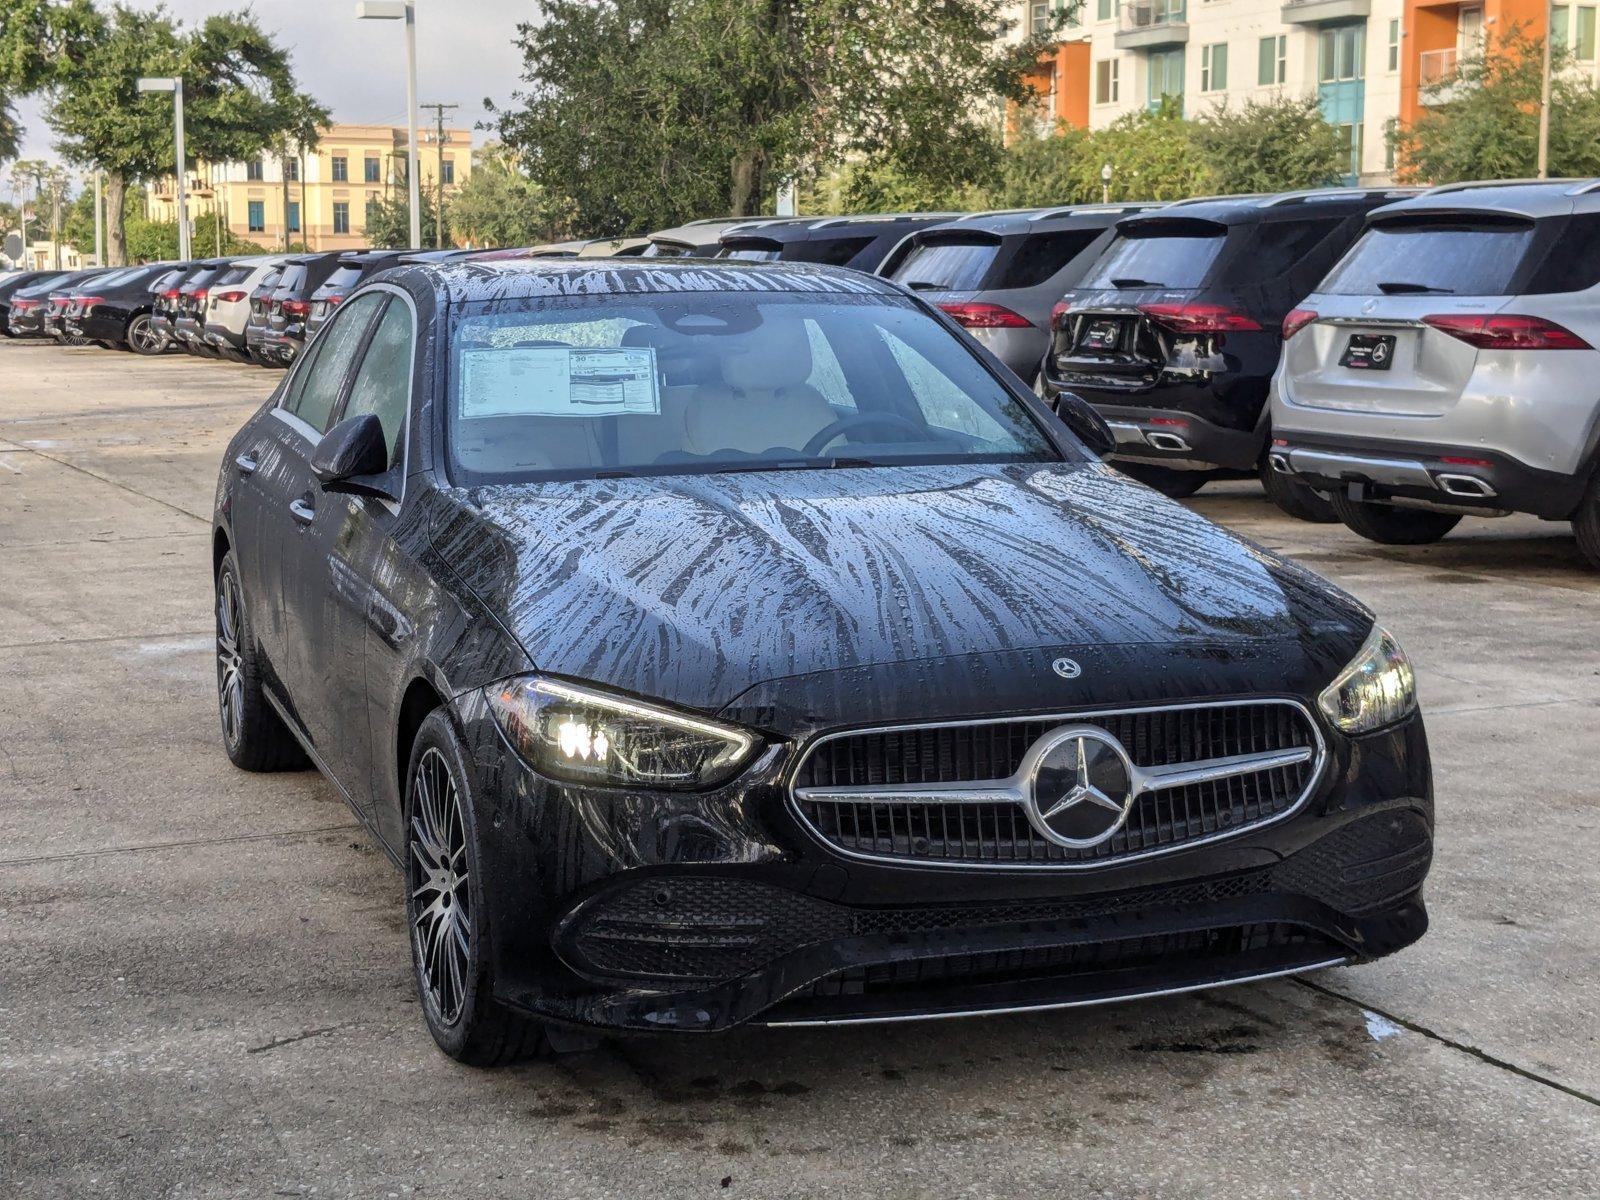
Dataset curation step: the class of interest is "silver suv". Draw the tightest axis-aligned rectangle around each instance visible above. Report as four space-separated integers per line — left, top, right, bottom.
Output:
1269 180 1600 568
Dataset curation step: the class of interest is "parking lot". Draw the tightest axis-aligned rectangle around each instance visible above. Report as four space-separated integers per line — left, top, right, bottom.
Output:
2 335 1597 1198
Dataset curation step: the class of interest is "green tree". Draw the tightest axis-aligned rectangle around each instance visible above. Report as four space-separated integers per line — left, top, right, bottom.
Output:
1192 94 1347 193
1395 25 1600 182
4 3 327 264
492 0 1055 235
363 187 442 250
447 144 556 247
0 95 20 162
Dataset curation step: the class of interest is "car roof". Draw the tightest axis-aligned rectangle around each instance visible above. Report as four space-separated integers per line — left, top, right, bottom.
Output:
1367 178 1600 221
405 257 903 306
1134 187 1422 227
910 203 1163 239
718 213 961 246
646 216 784 248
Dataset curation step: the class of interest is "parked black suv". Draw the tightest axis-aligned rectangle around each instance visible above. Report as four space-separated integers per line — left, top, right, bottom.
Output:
1040 189 1414 514
60 262 176 354
257 252 344 364
0 270 70 334
305 249 412 339
717 213 960 274
150 262 206 345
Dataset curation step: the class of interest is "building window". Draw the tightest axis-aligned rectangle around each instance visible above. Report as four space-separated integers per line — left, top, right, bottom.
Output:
1258 34 1286 85
1030 0 1050 32
1387 19 1400 71
441 159 455 185
1201 43 1228 92
331 155 348 182
1319 23 1366 83
333 202 350 235
283 157 299 182
246 159 264 182
1095 58 1120 104
287 201 300 233
247 200 265 232
1336 122 1364 179
1147 47 1186 109
1553 6 1599 59
1097 0 1117 18
1384 118 1397 171
364 156 381 183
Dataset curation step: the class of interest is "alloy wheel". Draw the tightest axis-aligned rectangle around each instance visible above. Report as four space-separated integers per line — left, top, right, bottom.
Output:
215 571 244 749
410 748 471 1025
128 314 165 354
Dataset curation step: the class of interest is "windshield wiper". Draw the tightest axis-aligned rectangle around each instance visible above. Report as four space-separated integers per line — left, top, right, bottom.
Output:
1376 281 1453 295
1110 277 1164 289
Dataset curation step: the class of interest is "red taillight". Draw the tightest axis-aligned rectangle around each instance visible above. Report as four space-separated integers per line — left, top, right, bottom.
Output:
1422 313 1591 350
77 295 105 312
282 299 310 317
938 301 1032 329
1282 308 1318 340
1050 300 1071 330
213 290 248 303
1440 454 1493 467
161 288 181 301
325 294 344 307
1149 417 1188 427
1138 302 1262 333
12 298 39 311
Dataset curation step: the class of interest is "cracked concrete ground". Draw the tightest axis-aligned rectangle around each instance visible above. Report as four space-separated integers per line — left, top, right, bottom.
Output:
2 338 1597 1198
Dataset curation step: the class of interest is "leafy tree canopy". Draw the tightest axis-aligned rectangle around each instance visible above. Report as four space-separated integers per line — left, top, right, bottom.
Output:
1191 94 1347 194
492 0 1055 234
1394 25 1600 182
447 143 560 248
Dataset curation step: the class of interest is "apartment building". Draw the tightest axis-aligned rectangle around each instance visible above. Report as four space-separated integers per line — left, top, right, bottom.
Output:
1013 0 1413 183
145 123 474 252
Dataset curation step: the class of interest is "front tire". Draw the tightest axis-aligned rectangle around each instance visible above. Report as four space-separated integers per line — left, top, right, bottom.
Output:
126 313 167 356
1260 459 1338 523
405 709 551 1066
1330 493 1461 545
1118 462 1209 499
215 551 309 771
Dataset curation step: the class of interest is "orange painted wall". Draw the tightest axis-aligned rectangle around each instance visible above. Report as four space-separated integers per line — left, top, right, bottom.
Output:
1016 39 1093 136
1400 0 1549 126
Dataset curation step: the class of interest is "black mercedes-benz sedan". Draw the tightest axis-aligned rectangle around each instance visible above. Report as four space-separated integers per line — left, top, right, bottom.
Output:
212 259 1432 1064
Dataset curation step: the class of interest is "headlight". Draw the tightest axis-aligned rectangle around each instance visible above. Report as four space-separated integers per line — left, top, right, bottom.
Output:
1318 625 1417 735
486 676 761 789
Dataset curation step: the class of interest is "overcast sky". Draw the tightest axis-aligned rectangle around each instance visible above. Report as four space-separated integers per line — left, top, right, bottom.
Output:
11 0 536 174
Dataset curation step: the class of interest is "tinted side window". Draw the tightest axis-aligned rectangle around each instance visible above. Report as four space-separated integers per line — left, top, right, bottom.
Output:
1524 214 1600 294
998 230 1104 288
800 236 876 268
282 292 386 433
341 298 414 463
1225 218 1343 282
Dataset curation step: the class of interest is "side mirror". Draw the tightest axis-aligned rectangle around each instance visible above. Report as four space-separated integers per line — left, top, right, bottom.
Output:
311 412 392 496
1053 390 1117 460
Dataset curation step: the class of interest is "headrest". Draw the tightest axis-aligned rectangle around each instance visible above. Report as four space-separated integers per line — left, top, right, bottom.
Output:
719 319 814 391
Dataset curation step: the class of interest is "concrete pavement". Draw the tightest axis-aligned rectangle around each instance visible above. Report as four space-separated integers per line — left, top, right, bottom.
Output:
2 338 1596 1198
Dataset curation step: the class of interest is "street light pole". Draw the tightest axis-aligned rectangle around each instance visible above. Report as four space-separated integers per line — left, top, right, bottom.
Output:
357 1 422 248
94 170 104 266
1537 7 1554 179
138 76 191 260
1101 162 1113 203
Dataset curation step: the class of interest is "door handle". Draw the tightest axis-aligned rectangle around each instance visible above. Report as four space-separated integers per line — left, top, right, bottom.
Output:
289 497 316 526
234 452 258 475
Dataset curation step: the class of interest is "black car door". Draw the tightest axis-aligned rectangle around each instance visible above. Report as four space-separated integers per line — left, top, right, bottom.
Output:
263 292 389 780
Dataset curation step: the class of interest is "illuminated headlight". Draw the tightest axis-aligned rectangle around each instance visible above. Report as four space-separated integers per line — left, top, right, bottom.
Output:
486 676 761 789
1318 626 1417 735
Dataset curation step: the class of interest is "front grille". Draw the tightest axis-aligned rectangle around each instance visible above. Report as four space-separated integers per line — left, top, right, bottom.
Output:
799 923 1336 1000
792 701 1321 868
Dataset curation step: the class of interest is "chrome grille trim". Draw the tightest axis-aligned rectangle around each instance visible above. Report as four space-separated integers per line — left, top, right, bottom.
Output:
787 699 1327 871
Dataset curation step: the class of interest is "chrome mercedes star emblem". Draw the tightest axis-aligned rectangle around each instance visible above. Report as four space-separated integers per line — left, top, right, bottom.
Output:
1024 726 1136 848
1051 657 1082 679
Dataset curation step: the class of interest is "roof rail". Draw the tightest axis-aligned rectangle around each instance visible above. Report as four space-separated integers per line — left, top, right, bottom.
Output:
1260 186 1424 206
1422 177 1584 196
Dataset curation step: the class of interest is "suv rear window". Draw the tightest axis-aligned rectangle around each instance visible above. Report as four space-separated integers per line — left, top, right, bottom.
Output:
720 240 782 262
322 264 365 291
794 236 876 268
277 264 308 291
1080 220 1227 290
998 230 1104 289
1321 217 1537 297
889 238 1000 292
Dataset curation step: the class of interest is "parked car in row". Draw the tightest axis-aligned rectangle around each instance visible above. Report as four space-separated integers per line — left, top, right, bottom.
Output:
151 261 205 346
640 216 781 257
880 204 1159 386
6 268 108 340
0 270 71 334
201 256 286 360
212 256 1432 1061
1039 188 1415 519
305 250 411 340
717 213 960 274
60 263 176 354
1271 179 1600 568
248 252 344 366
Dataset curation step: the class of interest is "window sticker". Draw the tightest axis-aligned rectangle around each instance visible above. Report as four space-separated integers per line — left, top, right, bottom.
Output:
459 346 659 418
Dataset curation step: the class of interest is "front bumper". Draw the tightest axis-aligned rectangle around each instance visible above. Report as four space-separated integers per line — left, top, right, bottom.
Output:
458 690 1433 1035
1270 432 1591 521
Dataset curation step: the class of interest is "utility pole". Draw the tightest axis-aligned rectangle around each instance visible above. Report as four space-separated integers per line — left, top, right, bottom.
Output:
421 102 458 248
1537 6 1555 179
94 170 104 265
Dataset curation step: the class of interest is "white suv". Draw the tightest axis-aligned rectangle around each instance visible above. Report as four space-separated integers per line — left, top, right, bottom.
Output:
1268 180 1600 568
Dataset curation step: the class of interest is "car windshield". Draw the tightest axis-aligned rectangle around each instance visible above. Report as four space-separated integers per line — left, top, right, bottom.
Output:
1320 219 1538 297
1080 221 1228 290
446 291 1064 484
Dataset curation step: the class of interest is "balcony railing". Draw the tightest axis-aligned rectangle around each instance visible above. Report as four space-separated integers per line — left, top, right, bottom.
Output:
1419 47 1460 88
1115 0 1188 49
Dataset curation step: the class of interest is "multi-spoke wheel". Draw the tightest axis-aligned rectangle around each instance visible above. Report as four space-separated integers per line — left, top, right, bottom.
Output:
213 550 308 772
409 747 471 1025
126 313 167 355
403 709 551 1065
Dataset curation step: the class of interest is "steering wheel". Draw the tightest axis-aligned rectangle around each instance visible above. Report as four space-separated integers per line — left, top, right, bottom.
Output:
802 412 926 457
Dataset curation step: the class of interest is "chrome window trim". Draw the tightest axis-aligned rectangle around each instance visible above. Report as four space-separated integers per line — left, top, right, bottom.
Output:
785 696 1328 872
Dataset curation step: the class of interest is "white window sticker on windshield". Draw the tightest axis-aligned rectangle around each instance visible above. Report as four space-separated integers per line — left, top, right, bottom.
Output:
459 346 659 418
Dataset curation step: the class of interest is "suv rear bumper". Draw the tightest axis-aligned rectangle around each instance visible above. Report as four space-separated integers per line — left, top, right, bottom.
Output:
1269 433 1592 520
1087 404 1265 473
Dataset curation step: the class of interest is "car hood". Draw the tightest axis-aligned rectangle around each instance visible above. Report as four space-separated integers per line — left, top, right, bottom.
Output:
430 461 1370 713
